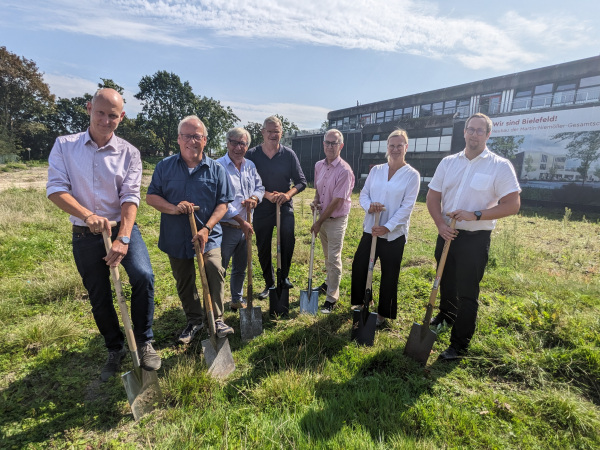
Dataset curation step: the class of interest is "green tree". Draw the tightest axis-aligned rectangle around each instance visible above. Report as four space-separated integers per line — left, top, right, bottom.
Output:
0 46 55 157
487 135 525 159
98 78 124 96
244 122 263 147
135 71 196 156
552 131 600 185
194 96 239 157
524 155 535 179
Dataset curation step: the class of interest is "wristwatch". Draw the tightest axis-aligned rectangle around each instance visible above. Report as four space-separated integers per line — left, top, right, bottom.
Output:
117 236 131 244
203 224 212 234
250 195 259 202
474 211 482 221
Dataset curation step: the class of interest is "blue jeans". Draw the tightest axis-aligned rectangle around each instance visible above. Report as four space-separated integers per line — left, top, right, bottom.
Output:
220 225 248 302
72 224 155 351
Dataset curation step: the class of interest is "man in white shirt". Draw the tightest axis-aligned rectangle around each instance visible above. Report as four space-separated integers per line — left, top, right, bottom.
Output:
426 113 521 361
217 127 265 311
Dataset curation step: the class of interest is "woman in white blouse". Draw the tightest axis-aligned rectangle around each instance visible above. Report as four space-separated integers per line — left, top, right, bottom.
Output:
351 129 421 327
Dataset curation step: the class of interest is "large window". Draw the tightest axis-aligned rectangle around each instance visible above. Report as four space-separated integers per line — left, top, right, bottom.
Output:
420 103 432 117
513 89 532 111
432 102 444 115
531 84 553 109
375 111 385 124
385 110 394 122
576 76 600 103
456 99 470 117
443 100 457 115
553 82 576 106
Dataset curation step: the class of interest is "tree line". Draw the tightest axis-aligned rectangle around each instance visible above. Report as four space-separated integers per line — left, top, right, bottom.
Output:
0 46 300 160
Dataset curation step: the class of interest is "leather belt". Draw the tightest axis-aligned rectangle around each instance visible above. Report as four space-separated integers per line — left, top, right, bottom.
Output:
72 222 120 234
221 222 241 229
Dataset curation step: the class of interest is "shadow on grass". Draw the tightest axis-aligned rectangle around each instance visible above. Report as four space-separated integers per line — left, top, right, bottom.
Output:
0 335 131 447
299 347 459 443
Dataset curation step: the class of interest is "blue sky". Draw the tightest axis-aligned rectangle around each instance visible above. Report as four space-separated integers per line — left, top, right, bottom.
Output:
1 0 599 130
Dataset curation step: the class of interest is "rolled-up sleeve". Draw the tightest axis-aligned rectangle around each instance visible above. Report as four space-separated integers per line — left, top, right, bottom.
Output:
291 152 307 193
46 139 71 197
119 150 142 206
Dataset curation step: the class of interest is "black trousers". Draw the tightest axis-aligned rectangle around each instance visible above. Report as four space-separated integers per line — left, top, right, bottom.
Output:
434 230 491 351
350 232 406 320
253 203 295 288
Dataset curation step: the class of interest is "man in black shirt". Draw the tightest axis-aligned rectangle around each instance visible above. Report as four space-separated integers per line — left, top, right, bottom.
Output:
246 116 307 298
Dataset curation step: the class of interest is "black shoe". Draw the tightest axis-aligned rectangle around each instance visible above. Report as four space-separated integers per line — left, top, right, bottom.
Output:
215 320 235 338
320 300 335 314
100 348 126 382
283 278 294 289
438 346 465 361
138 342 161 371
178 322 204 345
313 283 327 295
376 316 388 328
430 313 454 327
258 286 273 299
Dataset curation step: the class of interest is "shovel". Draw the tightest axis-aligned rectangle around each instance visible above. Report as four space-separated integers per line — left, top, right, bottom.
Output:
299 207 319 315
189 210 235 379
102 225 163 421
351 210 382 346
269 203 289 317
404 218 456 365
240 203 263 341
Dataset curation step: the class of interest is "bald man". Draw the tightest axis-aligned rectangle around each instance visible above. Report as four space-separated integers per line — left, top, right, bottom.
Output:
47 88 161 382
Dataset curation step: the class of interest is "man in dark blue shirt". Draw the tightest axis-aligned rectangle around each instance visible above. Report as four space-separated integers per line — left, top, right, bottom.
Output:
246 115 307 299
147 115 235 344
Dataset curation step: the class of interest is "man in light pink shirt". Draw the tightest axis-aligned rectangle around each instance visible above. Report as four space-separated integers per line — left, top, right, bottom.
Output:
311 129 355 313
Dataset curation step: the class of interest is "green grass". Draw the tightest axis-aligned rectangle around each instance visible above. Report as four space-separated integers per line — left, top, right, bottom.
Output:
1 165 599 448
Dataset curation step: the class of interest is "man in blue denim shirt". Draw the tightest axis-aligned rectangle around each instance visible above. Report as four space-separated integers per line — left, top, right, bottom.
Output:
147 115 235 344
47 88 160 381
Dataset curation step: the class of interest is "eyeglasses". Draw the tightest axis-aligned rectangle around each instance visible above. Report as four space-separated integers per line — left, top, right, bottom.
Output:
465 127 487 136
388 144 407 151
324 140 341 147
228 138 248 148
179 133 205 142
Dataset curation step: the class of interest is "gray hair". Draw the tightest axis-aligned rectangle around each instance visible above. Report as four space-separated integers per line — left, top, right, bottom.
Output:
178 115 208 137
226 127 251 145
324 129 344 144
262 115 282 130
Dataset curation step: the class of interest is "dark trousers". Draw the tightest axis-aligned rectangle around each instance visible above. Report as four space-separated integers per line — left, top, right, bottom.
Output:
72 224 155 352
350 232 406 320
434 230 491 351
253 203 295 287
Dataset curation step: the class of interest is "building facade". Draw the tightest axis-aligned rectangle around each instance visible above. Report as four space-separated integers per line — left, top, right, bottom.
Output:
292 55 600 209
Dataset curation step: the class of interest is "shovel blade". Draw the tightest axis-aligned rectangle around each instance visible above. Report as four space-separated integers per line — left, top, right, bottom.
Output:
202 336 235 379
269 286 289 317
121 368 163 421
404 322 438 365
239 306 263 341
299 289 319 315
351 309 377 346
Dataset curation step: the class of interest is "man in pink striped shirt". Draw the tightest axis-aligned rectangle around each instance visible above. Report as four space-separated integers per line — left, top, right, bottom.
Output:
311 129 355 313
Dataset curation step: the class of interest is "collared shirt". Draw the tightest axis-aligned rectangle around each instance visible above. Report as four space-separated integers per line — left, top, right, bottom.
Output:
246 144 307 216
359 163 420 241
314 156 355 218
147 153 233 258
46 130 142 226
216 153 265 224
428 147 521 231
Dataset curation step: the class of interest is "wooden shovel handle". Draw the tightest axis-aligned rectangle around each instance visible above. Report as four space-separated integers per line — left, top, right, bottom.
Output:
189 210 217 339
423 218 457 324
102 229 140 369
365 210 383 291
307 208 317 290
246 203 253 308
276 203 282 270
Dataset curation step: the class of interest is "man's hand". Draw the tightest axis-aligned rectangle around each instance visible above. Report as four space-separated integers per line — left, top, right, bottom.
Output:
437 222 458 241
272 191 290 205
371 225 390 237
192 227 209 253
85 214 111 234
242 197 258 210
241 220 253 237
176 201 195 215
310 201 321 212
448 209 477 222
310 221 322 235
104 239 129 267
368 202 385 213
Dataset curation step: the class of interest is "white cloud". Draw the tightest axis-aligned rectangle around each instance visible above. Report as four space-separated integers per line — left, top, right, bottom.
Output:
13 0 597 70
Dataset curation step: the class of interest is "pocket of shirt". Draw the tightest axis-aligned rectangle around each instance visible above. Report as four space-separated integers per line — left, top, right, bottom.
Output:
470 173 492 191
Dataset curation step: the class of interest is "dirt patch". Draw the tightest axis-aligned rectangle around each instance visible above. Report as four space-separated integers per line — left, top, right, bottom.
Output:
0 167 153 193
0 167 48 192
